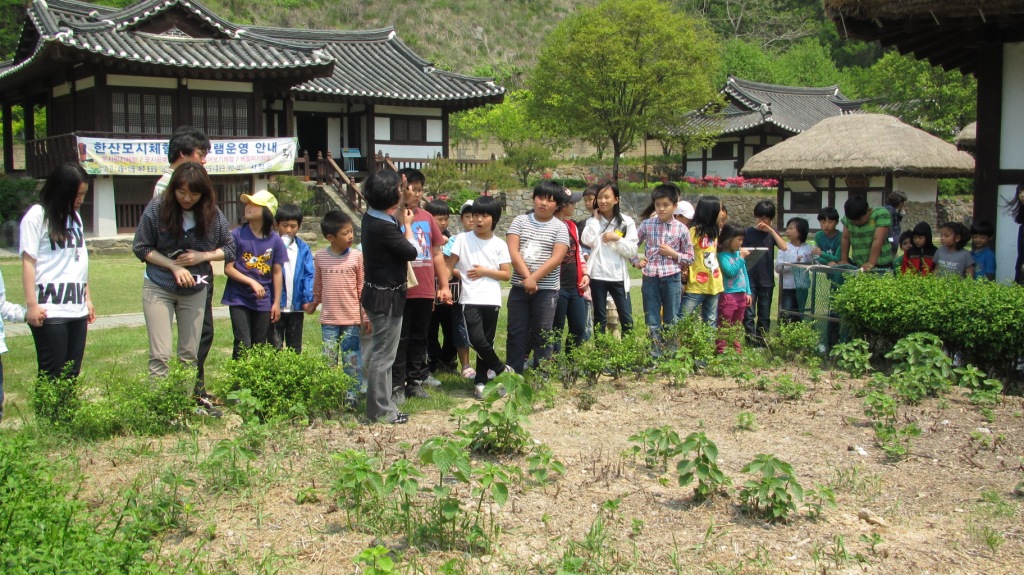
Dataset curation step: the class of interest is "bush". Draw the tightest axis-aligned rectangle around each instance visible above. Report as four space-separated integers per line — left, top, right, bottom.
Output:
0 174 38 223
765 321 820 365
422 157 467 198
217 345 353 422
938 177 973 198
833 273 1024 378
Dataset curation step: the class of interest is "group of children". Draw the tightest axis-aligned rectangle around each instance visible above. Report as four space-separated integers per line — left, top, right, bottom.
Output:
895 220 994 280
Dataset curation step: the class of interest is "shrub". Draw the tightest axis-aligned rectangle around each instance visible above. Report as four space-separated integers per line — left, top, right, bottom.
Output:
833 273 1024 378
738 454 804 522
765 321 820 365
453 372 534 454
0 174 38 224
217 345 353 422
422 157 468 198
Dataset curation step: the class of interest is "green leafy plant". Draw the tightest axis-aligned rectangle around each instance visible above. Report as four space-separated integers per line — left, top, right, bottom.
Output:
329 449 385 530
627 426 682 471
771 373 806 400
31 365 81 429
352 546 396 575
453 372 534 454
676 432 730 501
830 339 872 377
874 422 921 460
955 364 1004 407
200 437 258 494
525 443 566 486
765 321 820 365
884 332 954 403
735 411 757 432
738 454 804 522
217 344 353 422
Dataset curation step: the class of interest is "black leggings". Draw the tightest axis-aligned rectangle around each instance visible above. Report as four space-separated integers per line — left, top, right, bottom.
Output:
30 316 89 381
462 304 503 385
229 306 271 359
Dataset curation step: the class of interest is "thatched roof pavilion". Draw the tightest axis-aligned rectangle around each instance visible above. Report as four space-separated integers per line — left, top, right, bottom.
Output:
955 122 977 149
742 114 975 179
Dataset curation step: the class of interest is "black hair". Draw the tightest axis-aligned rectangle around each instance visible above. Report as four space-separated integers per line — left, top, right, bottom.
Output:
909 221 936 257
248 205 275 238
885 191 907 208
275 204 303 225
363 170 402 210
786 217 809 244
460 202 474 216
691 196 721 243
970 219 994 237
817 206 840 222
423 199 452 217
640 183 680 220
320 210 353 237
470 195 502 230
583 183 601 198
161 162 216 239
167 126 210 165
753 199 776 220
939 221 971 250
1010 182 1024 225
533 180 566 207
39 162 88 244
593 181 623 227
898 230 914 248
718 222 745 249
844 195 870 220
398 167 426 187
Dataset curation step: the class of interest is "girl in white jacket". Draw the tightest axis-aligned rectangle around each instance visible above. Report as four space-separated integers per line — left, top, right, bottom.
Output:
581 182 638 333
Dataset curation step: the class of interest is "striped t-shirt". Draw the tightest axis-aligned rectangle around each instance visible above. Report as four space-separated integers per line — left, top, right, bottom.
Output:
507 214 570 290
312 247 364 325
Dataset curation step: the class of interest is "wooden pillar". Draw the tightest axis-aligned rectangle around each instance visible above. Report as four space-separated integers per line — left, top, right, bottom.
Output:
974 39 1003 226
177 77 189 127
252 85 264 136
442 108 450 158
365 104 375 173
2 102 13 173
93 73 109 131
283 96 294 137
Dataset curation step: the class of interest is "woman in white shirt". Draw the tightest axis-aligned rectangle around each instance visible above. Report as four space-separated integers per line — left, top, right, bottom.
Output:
20 162 94 382
581 182 638 333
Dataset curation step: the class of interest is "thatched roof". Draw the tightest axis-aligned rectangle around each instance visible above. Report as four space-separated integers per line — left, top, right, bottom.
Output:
955 122 977 148
741 113 975 179
824 1 1024 20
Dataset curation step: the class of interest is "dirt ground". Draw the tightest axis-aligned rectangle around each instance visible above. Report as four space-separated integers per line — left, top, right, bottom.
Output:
72 367 1024 574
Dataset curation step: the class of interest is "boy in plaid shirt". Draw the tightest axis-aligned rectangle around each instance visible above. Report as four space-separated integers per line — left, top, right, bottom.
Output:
635 184 694 355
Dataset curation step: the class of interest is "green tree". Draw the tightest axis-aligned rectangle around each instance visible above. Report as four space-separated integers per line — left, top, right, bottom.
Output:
852 51 977 139
0 0 26 60
770 38 841 87
530 0 720 182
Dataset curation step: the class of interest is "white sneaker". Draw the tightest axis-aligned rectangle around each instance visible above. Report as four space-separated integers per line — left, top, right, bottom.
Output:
486 369 496 380
461 366 477 379
474 384 485 400
422 374 443 387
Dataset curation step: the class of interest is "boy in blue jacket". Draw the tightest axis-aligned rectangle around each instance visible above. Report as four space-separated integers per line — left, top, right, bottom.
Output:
273 204 315 352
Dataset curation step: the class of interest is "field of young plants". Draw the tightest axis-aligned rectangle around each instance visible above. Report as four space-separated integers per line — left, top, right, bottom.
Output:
3 313 1022 575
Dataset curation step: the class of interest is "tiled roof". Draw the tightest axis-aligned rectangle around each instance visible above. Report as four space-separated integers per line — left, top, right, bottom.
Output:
1 0 503 107
0 0 333 84
674 76 865 137
246 26 506 105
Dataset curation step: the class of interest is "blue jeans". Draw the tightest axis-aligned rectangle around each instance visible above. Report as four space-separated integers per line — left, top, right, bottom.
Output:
552 287 591 353
682 292 720 327
323 324 364 394
642 274 682 355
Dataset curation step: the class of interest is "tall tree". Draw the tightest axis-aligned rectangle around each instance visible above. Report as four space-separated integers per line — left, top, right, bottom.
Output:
530 0 719 182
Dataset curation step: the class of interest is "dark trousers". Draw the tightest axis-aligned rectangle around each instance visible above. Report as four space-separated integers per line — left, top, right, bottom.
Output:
428 303 457 370
463 304 504 385
196 285 214 393
744 285 774 343
30 316 89 381
229 306 271 359
392 297 434 387
505 286 558 374
589 278 633 333
272 311 306 353
552 287 590 353
779 288 807 323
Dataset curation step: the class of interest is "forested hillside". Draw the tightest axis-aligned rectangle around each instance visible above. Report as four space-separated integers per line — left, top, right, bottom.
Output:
0 0 976 138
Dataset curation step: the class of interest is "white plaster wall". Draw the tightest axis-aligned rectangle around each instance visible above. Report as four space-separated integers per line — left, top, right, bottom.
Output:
376 144 443 158
787 180 817 192
93 177 117 237
294 102 342 113
327 117 342 157
188 80 252 93
75 77 95 91
893 177 937 202
996 42 1024 282
107 75 176 89
702 160 736 177
374 117 391 141
426 119 443 143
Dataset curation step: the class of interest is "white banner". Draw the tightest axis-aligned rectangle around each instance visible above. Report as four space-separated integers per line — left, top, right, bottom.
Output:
76 136 298 176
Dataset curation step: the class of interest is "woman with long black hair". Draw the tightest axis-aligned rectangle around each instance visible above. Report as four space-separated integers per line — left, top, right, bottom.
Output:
20 162 94 382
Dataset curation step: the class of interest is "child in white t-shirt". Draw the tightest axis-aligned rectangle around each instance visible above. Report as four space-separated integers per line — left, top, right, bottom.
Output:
775 217 813 322
448 196 512 399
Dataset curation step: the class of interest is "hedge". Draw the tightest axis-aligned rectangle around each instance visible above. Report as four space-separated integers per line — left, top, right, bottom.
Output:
832 273 1024 379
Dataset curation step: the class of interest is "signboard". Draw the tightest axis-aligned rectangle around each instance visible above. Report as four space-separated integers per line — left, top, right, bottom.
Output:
76 136 297 176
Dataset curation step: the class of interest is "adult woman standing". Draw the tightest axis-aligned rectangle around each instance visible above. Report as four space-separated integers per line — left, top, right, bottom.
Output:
20 162 94 381
133 162 234 380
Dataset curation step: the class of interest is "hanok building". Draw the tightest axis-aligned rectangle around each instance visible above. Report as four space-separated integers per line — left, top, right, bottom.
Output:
741 113 975 230
823 0 1024 282
675 76 864 179
0 0 504 236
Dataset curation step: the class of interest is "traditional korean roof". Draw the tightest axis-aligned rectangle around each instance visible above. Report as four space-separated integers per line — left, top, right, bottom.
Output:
823 1 1024 74
741 113 975 179
0 0 504 108
0 0 334 89
672 76 865 137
